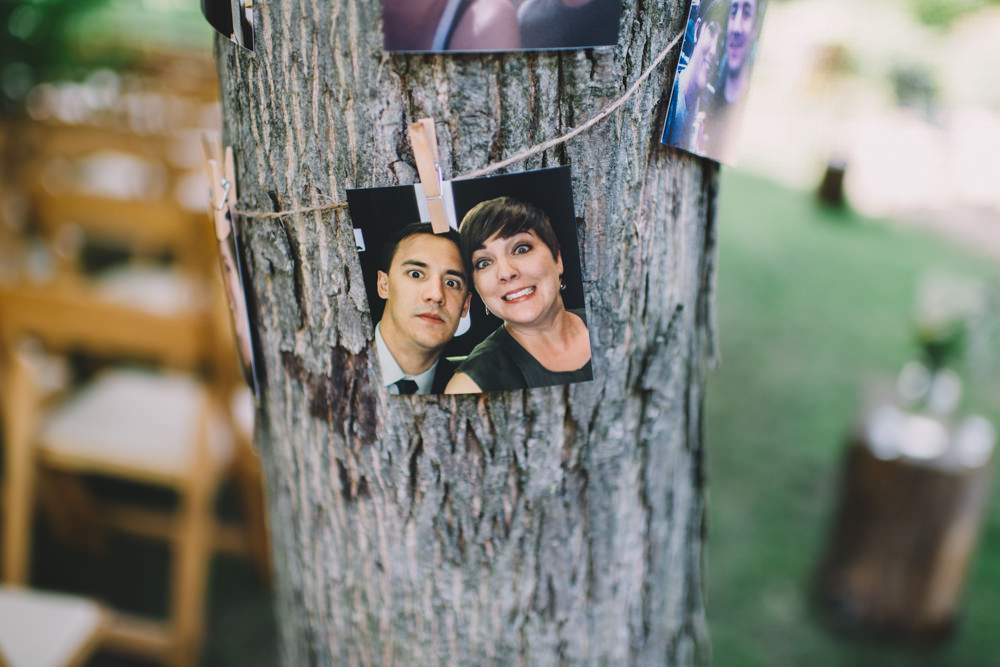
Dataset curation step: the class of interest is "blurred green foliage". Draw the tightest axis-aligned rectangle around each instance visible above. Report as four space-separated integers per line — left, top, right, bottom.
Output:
0 0 119 114
0 0 209 116
769 0 996 27
903 0 1000 26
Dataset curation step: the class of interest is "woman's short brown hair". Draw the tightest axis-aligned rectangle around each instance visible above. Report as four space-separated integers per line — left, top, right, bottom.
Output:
458 197 560 266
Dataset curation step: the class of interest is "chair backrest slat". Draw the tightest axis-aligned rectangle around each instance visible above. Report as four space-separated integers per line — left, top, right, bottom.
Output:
0 283 210 370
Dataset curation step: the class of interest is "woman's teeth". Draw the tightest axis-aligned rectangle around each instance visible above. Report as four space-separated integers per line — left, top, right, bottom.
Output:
503 286 535 301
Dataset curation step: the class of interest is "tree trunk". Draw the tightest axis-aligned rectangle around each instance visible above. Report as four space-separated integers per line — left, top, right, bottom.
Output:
214 1 717 664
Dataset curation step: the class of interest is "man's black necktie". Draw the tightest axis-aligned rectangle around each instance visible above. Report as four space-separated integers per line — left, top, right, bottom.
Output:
394 378 418 395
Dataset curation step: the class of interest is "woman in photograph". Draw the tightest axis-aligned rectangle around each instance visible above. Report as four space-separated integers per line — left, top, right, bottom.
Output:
382 0 520 51
445 197 592 393
661 5 724 150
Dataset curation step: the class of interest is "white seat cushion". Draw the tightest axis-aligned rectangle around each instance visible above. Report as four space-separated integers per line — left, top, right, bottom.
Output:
39 369 233 481
93 264 202 316
0 587 103 667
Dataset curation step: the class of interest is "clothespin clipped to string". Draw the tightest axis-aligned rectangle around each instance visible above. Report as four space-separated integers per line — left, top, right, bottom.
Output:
202 136 236 242
202 134 224 220
408 118 454 234
201 138 243 302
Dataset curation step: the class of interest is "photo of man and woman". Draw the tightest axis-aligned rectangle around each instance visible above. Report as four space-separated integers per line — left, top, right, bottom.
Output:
660 0 768 164
381 0 623 52
346 166 593 395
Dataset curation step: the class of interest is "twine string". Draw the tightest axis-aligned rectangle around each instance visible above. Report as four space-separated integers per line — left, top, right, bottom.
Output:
232 29 684 221
460 30 684 180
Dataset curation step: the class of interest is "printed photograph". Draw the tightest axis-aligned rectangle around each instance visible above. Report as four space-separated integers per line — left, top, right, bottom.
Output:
381 0 623 52
212 207 261 395
201 0 254 51
346 166 593 395
660 0 768 164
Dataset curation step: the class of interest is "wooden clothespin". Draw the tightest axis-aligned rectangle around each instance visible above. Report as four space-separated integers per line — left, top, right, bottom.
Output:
408 118 450 234
202 134 223 222
202 136 237 242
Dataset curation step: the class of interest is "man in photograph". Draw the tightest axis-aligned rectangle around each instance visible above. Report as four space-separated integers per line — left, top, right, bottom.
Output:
720 0 758 105
661 9 723 149
705 0 765 162
375 223 471 394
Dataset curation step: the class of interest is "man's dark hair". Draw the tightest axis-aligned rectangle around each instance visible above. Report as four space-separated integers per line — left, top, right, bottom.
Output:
380 222 470 282
457 197 560 269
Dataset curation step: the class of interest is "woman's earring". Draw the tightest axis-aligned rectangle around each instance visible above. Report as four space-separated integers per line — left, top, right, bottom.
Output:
485 304 492 317
560 279 567 291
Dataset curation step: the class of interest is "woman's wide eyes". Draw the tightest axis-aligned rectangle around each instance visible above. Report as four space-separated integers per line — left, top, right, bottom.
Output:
474 242 531 269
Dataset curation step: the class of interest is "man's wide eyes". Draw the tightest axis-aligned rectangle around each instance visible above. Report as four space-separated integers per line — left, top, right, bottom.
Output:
404 268 462 289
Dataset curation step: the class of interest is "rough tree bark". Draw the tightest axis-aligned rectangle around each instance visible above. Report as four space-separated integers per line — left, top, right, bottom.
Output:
214 1 717 664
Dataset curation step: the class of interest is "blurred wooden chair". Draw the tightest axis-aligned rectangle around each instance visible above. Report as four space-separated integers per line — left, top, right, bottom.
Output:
0 586 106 667
15 120 209 282
124 52 222 106
11 120 268 571
0 273 266 666
1 112 269 664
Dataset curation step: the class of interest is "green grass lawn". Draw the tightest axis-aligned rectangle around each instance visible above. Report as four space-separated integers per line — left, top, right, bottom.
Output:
707 171 1000 667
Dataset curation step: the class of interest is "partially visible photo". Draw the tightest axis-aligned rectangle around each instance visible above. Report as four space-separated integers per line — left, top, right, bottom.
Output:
347 166 593 395
201 0 254 51
213 208 261 395
660 0 768 164
381 0 623 53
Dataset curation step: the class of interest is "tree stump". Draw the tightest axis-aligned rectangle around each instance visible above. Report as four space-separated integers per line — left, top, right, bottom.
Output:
815 413 994 640
816 158 847 209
